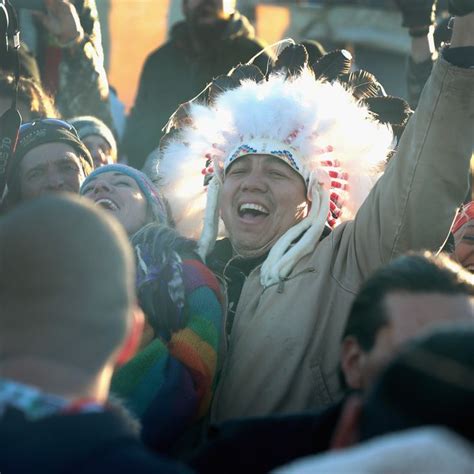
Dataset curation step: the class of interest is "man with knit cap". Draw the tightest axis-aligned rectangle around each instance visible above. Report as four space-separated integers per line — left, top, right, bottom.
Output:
157 4 474 424
2 119 93 211
0 194 191 473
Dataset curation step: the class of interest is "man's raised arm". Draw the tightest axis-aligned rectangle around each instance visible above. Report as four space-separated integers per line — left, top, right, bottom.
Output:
340 7 474 285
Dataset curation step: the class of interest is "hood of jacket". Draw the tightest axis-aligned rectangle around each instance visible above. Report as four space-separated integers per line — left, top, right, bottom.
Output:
170 11 256 55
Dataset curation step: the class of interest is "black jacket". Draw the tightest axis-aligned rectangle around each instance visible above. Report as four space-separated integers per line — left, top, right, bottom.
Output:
188 399 345 473
0 407 192 473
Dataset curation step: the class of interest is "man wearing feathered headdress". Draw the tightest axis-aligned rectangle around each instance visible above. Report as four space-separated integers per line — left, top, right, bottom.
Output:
156 6 474 423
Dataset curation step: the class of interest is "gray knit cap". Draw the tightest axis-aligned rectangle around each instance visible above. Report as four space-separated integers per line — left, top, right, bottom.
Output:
69 116 117 159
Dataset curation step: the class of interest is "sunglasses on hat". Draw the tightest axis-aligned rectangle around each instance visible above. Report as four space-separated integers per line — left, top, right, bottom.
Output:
14 118 94 172
19 118 80 138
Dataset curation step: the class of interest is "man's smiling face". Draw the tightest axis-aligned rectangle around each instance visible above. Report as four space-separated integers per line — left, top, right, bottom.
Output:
220 154 309 258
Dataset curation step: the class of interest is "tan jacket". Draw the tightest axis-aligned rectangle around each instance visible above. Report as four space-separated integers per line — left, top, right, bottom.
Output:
211 57 474 423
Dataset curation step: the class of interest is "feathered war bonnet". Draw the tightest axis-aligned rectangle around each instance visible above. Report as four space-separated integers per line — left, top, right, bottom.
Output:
157 43 411 287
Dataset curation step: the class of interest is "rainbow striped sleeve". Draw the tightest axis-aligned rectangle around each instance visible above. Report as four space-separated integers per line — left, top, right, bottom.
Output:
110 258 224 450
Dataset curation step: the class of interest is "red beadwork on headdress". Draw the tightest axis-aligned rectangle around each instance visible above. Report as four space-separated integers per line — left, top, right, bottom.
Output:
320 156 348 228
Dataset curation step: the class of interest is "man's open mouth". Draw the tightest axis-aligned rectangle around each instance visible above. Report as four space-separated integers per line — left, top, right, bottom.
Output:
238 203 270 222
95 198 119 211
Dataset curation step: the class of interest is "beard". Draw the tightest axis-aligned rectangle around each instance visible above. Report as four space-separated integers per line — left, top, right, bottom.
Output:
187 16 229 50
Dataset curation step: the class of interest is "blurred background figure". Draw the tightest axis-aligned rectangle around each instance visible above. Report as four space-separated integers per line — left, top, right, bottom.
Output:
5 0 113 129
69 115 117 168
0 73 58 120
121 0 271 169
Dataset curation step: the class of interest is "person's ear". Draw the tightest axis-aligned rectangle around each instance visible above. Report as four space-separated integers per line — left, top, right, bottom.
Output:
330 394 363 449
115 304 145 366
340 336 366 390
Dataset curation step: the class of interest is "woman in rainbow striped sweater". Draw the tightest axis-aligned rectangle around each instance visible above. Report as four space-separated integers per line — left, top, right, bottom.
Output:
81 164 224 453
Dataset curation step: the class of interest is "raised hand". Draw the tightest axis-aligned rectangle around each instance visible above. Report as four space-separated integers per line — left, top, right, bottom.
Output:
394 0 437 29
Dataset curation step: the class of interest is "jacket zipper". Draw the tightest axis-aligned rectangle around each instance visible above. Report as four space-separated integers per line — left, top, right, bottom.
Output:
275 267 317 293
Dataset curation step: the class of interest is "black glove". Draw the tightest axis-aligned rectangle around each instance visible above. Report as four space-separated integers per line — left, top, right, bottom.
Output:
395 0 437 28
449 0 474 15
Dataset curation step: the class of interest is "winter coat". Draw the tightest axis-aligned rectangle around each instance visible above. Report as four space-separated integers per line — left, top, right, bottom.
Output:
122 12 270 169
189 399 345 474
0 406 192 473
210 53 474 423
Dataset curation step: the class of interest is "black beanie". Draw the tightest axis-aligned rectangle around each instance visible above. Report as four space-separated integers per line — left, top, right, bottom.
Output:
7 121 94 187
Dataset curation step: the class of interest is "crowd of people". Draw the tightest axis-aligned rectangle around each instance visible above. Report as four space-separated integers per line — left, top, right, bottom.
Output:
0 0 473 472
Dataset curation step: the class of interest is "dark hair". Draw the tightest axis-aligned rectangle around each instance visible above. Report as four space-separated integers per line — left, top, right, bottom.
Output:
360 325 474 443
0 73 58 120
343 252 474 351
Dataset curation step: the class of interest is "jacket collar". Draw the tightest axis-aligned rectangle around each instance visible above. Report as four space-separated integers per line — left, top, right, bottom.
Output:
171 11 255 55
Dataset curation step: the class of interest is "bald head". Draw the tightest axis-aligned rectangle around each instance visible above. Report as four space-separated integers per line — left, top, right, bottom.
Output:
0 194 135 373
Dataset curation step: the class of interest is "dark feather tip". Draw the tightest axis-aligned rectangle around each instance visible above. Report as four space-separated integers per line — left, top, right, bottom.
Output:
164 101 193 133
208 75 240 101
272 43 309 76
229 63 265 83
345 69 385 99
312 49 353 81
363 96 413 127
